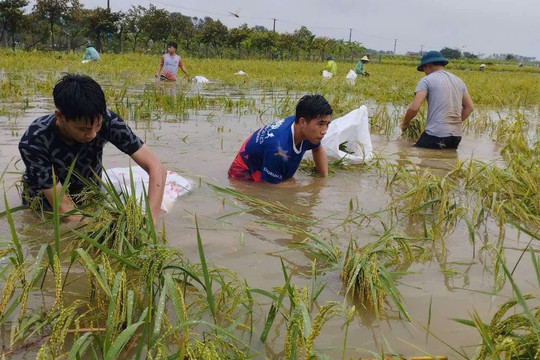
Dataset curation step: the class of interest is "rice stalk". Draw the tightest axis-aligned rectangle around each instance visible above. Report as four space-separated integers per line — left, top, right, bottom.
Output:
341 232 412 320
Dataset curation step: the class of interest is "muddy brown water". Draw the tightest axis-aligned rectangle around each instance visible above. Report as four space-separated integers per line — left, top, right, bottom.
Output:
0 80 537 359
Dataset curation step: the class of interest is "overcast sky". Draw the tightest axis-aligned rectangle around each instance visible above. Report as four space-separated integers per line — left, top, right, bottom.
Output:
75 0 539 59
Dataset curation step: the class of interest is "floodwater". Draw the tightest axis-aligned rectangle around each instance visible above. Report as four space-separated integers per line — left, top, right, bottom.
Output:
0 78 537 359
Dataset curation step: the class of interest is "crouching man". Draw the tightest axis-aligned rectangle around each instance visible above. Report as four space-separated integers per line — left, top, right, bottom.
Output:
228 94 332 184
18 74 166 223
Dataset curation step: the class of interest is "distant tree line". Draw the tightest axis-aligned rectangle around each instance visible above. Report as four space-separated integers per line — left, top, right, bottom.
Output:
0 1 368 61
438 47 536 63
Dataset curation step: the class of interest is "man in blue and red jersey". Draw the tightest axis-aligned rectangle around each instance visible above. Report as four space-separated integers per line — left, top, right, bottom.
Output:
228 94 332 184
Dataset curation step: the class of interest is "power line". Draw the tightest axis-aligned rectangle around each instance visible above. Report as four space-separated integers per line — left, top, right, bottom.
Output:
143 1 446 53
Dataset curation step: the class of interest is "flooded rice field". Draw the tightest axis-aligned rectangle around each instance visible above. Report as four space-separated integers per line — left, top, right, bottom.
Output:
1 71 538 359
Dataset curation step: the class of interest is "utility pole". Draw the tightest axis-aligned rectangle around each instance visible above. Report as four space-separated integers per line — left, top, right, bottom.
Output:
393 39 398 55
349 28 353 62
107 0 110 10
272 18 276 32
420 44 423 55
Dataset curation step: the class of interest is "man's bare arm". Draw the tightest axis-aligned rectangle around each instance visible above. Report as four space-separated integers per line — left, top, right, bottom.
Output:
401 91 427 131
42 184 82 223
180 65 191 79
312 146 328 177
155 64 163 77
461 92 474 121
130 144 167 223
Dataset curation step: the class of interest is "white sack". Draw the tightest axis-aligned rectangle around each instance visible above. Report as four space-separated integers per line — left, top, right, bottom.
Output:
105 166 191 213
318 105 373 164
194 76 209 83
322 70 333 78
346 69 358 79
235 70 246 75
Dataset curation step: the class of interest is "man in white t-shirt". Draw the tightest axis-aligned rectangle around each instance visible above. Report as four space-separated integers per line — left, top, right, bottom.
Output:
401 51 474 149
155 42 191 81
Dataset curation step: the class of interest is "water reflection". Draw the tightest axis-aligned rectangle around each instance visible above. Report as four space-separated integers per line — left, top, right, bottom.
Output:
156 79 177 96
227 177 325 237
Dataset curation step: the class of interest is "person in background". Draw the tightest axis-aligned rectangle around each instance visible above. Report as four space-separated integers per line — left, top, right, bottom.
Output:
401 50 474 149
354 55 371 77
228 95 332 184
155 41 191 81
324 56 337 76
479 63 486 72
18 74 166 223
82 44 100 61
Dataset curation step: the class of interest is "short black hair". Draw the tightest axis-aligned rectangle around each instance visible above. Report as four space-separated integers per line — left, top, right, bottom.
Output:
53 74 106 124
167 41 177 50
294 94 333 123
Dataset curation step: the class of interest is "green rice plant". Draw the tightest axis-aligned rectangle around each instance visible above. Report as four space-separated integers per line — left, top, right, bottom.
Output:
401 112 426 142
283 285 338 360
452 257 540 360
70 167 157 257
1 172 263 358
290 230 342 267
253 259 340 359
455 116 539 230
386 164 466 242
0 197 49 325
341 231 413 320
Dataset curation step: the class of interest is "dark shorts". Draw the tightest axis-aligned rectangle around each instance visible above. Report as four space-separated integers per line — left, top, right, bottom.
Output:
414 132 462 149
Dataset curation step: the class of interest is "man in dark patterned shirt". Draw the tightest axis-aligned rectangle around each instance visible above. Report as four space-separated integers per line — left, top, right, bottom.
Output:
18 74 166 223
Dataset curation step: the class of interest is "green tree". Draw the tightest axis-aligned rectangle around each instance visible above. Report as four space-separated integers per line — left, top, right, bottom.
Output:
293 26 315 60
20 12 49 49
277 32 295 60
200 18 227 57
123 5 145 52
228 24 251 59
313 36 330 61
140 4 171 49
345 40 365 62
0 0 28 49
440 47 461 59
83 8 119 52
33 0 78 49
170 12 195 50
463 51 478 59
60 0 83 50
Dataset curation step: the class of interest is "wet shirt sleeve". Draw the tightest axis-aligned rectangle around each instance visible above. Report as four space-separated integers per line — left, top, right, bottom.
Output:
19 142 56 190
103 111 144 155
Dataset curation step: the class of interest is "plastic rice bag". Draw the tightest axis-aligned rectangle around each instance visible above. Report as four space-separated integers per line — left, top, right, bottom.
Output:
307 105 372 165
235 70 246 75
322 70 333 78
105 166 191 212
194 76 209 83
346 69 358 79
